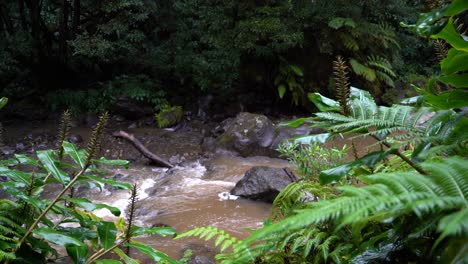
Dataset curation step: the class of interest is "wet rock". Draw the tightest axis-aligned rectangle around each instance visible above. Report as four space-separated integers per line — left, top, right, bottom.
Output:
271 123 323 148
201 137 217 153
1 146 15 155
113 97 151 120
68 134 83 144
114 115 126 122
169 154 184 165
231 166 297 203
15 142 25 151
85 113 99 128
113 173 131 181
197 95 214 121
211 117 234 136
217 112 276 157
128 122 137 129
183 244 216 264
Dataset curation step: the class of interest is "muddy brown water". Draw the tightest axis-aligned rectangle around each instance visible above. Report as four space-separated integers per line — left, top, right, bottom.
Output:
2 118 379 262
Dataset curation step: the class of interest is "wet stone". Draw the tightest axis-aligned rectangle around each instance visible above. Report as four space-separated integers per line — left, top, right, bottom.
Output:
1 146 15 155
68 134 83 144
15 142 25 151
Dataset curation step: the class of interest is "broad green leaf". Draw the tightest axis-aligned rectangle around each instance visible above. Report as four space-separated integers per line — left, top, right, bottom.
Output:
289 65 304 77
66 244 88 264
446 0 468 16
1 182 46 210
115 217 126 232
278 84 286 99
63 141 87 169
81 175 132 190
441 49 468 75
126 241 178 264
433 18 468 52
56 226 98 241
93 157 130 169
308 93 340 112
35 227 86 247
328 17 356 29
97 221 117 250
424 89 468 109
66 197 121 216
400 8 448 37
438 73 468 88
130 226 176 237
95 260 123 264
37 150 70 185
113 247 139 264
292 133 332 145
400 96 423 105
0 97 8 110
279 117 313 128
0 165 31 184
15 154 40 167
320 150 395 184
0 159 19 166
75 179 103 191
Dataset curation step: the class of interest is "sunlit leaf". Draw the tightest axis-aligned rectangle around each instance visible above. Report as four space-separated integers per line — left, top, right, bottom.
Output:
63 141 87 169
97 221 117 250
66 197 121 216
308 93 340 112
126 241 178 264
93 157 130 169
37 150 70 185
130 226 176 237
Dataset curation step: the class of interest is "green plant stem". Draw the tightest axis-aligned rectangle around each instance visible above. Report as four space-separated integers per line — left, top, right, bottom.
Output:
372 136 428 175
14 168 87 253
85 238 128 264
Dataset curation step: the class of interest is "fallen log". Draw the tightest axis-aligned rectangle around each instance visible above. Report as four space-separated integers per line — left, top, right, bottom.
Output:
112 130 174 168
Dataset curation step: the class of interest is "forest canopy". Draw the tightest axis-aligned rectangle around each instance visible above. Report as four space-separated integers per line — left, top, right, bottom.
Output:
0 0 437 114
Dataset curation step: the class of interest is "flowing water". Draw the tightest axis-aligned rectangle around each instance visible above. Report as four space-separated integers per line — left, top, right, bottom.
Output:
75 155 291 260
3 118 379 262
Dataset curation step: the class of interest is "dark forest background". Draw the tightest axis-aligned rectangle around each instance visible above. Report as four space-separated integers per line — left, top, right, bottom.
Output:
0 0 440 117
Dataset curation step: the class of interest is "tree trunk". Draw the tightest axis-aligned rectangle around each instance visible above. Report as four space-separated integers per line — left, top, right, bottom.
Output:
0 4 14 35
26 0 42 62
59 0 70 61
18 0 27 30
72 0 80 36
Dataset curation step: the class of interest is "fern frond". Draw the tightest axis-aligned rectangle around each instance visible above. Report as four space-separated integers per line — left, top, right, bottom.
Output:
0 250 16 262
239 157 468 261
349 58 376 82
176 226 241 253
271 181 335 220
367 55 396 78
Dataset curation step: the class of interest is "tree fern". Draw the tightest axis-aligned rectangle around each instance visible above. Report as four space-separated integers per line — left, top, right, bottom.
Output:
230 157 467 263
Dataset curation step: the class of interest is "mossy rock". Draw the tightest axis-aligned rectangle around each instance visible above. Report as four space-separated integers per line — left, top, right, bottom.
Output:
155 105 183 128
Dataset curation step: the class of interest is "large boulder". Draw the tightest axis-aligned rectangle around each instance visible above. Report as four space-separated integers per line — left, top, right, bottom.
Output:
231 166 297 203
270 123 323 149
217 112 275 157
112 97 152 120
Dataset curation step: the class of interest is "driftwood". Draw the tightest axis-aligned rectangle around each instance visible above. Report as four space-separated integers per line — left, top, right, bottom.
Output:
112 130 174 168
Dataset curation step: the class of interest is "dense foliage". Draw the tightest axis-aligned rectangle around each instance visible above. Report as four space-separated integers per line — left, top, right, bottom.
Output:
178 1 467 263
0 0 434 113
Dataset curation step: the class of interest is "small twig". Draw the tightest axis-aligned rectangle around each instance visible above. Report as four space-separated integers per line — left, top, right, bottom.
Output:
371 135 428 175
